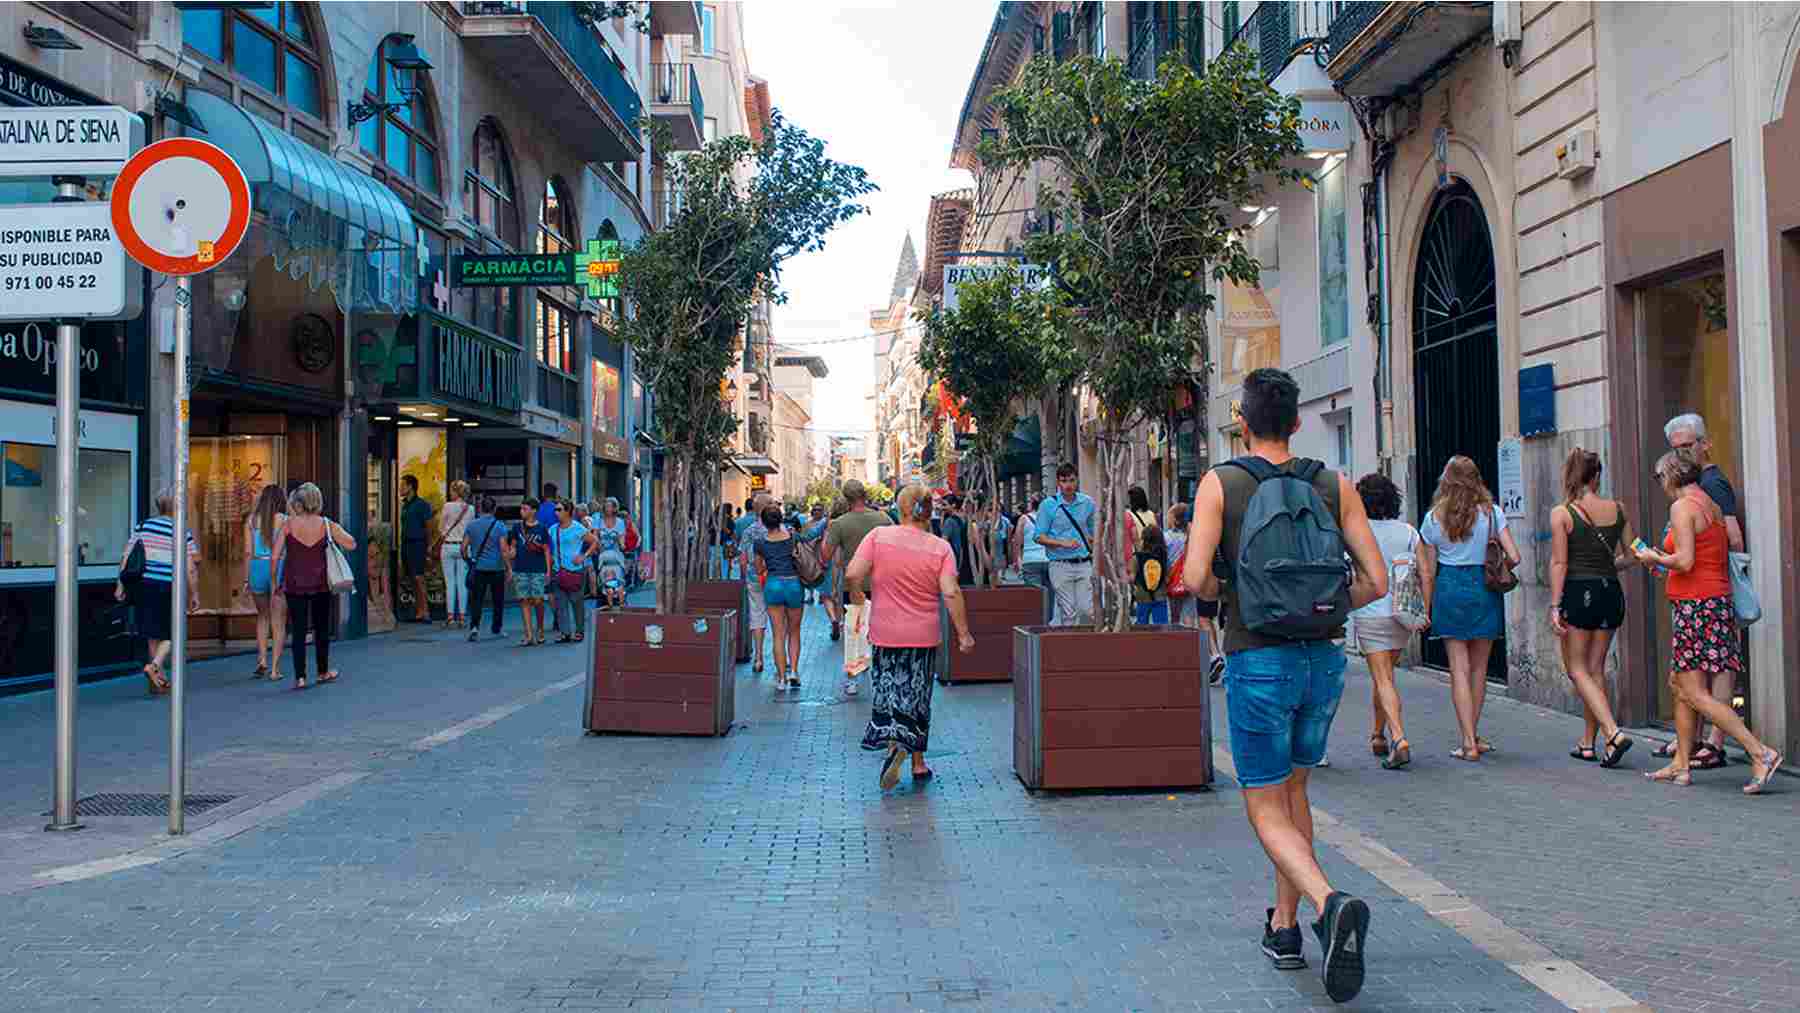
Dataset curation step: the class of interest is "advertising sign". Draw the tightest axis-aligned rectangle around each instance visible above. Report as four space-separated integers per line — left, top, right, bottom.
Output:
0 203 140 320
1296 100 1350 153
942 260 1052 311
0 105 141 178
452 252 575 288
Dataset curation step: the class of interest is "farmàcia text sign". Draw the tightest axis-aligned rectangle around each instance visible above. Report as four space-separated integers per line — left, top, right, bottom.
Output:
450 238 620 298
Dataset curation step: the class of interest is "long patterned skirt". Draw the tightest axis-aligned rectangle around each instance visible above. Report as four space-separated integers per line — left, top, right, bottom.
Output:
859 645 936 754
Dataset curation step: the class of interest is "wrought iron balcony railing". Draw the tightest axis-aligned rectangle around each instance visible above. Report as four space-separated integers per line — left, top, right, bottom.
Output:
1228 1 1339 83
649 61 704 128
1326 2 1389 66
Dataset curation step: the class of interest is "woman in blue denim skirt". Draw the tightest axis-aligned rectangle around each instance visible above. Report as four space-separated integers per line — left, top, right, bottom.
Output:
1418 456 1520 762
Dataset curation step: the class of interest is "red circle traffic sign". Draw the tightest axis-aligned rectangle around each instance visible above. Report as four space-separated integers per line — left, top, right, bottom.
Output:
109 138 251 276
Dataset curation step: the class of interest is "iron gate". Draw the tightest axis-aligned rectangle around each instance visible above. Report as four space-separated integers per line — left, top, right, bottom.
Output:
1412 180 1505 680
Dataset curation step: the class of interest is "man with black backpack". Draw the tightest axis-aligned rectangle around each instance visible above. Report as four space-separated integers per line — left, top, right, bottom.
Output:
1183 368 1389 1004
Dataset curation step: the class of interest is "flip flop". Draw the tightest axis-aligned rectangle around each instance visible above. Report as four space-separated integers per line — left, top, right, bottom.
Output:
879 746 906 790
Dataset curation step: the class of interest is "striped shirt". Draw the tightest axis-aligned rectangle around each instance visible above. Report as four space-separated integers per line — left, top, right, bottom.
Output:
131 516 199 584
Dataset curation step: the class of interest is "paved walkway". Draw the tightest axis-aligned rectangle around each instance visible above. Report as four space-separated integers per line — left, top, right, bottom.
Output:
0 593 1791 1011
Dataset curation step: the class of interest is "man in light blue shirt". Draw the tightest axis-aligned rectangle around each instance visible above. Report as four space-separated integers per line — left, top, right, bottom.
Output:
1035 462 1095 625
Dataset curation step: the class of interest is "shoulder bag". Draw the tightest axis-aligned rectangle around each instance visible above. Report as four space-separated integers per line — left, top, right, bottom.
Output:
466 519 497 592
1729 551 1762 626
1483 507 1518 593
324 520 357 594
552 526 584 594
1057 501 1094 560
1390 527 1430 632
119 529 147 589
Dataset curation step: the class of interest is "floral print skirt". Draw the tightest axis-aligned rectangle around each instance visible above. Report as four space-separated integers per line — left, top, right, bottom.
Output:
860 645 936 754
1670 594 1743 675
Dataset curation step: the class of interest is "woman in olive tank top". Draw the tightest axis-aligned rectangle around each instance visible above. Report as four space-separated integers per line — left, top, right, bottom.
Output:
1547 449 1635 767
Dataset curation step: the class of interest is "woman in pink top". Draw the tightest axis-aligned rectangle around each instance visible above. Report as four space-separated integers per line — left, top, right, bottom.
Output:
846 484 975 789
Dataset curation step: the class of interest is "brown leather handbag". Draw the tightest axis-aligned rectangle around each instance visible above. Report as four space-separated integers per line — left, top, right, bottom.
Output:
1483 508 1518 592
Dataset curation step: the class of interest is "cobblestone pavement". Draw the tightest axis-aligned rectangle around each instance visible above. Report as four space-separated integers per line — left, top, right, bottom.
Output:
9 597 1792 1011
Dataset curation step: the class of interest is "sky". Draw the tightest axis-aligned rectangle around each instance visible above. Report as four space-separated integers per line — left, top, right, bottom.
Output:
741 0 997 448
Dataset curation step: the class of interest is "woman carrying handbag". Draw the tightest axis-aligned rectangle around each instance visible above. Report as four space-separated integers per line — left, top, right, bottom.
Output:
549 500 597 643
271 482 357 691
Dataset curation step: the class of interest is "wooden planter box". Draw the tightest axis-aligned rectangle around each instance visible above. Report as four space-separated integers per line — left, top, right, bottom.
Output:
1013 624 1211 790
584 607 737 736
685 580 751 663
935 584 1048 684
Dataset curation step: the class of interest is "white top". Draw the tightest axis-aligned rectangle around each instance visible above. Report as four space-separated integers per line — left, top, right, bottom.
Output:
1421 504 1506 567
439 500 473 542
1019 514 1047 564
1353 518 1420 619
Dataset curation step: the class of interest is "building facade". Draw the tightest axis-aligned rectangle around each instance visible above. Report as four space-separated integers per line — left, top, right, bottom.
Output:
0 0 690 690
870 235 928 489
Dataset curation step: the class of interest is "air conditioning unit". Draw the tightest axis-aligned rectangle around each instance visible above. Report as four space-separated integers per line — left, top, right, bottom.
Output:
1556 129 1597 179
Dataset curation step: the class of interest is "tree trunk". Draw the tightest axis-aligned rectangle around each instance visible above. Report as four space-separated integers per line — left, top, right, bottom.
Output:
1092 431 1133 632
657 454 691 614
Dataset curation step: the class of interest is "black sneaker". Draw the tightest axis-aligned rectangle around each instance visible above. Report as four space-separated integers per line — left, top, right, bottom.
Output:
1208 654 1226 686
1312 891 1369 1003
1261 908 1305 970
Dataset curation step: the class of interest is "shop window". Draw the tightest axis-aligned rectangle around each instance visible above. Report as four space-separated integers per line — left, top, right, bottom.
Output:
360 35 443 207
592 361 622 437
187 437 286 619
1221 209 1282 388
0 444 131 568
1318 158 1349 347
181 2 325 130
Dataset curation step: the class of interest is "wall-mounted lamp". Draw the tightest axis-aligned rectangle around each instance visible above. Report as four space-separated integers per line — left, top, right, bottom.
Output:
348 34 434 126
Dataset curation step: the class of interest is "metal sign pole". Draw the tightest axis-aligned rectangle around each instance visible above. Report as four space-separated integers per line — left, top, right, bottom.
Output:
47 176 87 833
169 275 191 836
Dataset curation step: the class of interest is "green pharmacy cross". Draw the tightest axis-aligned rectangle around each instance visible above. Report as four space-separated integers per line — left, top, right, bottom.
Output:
574 238 621 299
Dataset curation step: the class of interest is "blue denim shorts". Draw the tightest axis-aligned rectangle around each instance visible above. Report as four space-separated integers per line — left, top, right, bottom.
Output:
764 575 805 609
1224 641 1347 789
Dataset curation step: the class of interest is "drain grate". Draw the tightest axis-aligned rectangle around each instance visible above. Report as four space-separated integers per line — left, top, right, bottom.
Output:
48 793 238 818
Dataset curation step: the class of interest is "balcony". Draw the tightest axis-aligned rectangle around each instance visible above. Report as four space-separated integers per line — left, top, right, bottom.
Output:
648 62 704 151
1225 2 1336 91
458 1 643 163
647 0 701 37
1127 7 1204 81
1325 2 1494 98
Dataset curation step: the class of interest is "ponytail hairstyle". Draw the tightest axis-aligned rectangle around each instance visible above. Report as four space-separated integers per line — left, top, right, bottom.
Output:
897 483 933 524
1562 447 1602 503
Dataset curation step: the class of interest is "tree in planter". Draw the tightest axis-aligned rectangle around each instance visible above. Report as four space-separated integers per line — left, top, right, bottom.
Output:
619 112 874 614
917 268 1079 586
982 43 1305 630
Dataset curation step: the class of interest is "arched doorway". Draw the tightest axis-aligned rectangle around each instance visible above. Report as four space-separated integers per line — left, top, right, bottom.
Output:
1412 179 1504 678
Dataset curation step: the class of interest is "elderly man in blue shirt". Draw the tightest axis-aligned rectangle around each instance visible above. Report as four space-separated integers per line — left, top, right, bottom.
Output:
1034 462 1096 626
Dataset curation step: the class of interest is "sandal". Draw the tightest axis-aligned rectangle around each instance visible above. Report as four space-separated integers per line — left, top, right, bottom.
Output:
1475 737 1496 754
535 634 546 646
518 637 535 647
1743 750 1783 795
556 634 574 644
1645 765 1691 786
293 675 309 691
1570 744 1598 762
317 671 339 685
1450 747 1481 763
573 633 583 643
252 662 268 680
1381 739 1411 770
1369 734 1390 758
911 764 934 780
1692 743 1728 770
143 663 169 695
1600 731 1634 769
1653 739 1678 758
879 746 906 790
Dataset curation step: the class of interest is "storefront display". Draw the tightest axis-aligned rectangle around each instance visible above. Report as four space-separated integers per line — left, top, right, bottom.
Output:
186 436 285 648
397 426 448 620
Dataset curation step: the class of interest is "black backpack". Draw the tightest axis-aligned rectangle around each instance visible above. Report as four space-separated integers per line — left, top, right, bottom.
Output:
1223 457 1351 639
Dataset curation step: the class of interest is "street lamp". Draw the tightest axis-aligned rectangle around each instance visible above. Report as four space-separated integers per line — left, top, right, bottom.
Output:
348 34 434 126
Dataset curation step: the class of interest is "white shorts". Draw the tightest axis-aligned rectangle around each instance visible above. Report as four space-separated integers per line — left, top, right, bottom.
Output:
1348 613 1412 656
843 602 871 676
745 580 768 630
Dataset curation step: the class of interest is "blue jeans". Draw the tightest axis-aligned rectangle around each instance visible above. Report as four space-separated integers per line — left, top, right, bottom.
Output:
1133 600 1169 625
1223 641 1346 789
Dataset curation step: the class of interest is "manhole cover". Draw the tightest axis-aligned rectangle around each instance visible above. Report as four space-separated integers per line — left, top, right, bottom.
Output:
47 793 238 818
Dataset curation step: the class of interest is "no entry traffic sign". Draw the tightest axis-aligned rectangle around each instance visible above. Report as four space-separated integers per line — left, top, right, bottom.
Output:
109 137 250 276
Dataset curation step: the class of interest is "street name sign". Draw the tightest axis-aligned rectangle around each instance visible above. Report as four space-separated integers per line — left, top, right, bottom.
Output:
0 203 140 320
0 105 142 179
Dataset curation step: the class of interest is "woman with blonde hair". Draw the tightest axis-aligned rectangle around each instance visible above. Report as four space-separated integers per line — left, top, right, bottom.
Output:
846 484 975 789
1418 455 1520 761
114 486 199 695
1547 448 1635 767
433 479 474 628
1635 453 1782 791
243 484 289 680
272 482 356 690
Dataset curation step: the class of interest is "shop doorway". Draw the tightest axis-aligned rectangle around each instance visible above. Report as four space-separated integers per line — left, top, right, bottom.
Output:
1634 267 1745 727
1412 180 1504 680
